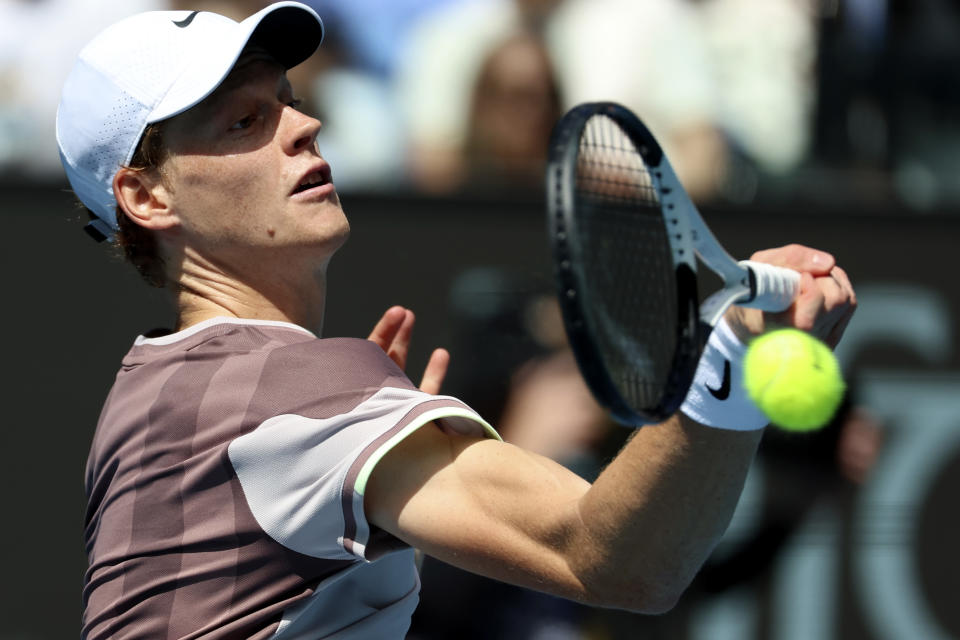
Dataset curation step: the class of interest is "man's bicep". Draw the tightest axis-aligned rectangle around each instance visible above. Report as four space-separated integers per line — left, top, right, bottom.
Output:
364 421 594 599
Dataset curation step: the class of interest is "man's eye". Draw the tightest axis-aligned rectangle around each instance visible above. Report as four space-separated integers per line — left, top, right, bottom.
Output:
230 115 257 130
287 98 303 110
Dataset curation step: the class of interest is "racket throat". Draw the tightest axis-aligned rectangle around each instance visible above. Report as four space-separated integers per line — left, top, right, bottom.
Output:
700 284 752 327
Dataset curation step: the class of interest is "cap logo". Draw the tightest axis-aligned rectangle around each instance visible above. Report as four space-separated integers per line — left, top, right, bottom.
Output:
172 11 200 28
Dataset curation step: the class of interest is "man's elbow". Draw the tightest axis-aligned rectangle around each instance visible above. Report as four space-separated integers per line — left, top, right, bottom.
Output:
581 576 688 614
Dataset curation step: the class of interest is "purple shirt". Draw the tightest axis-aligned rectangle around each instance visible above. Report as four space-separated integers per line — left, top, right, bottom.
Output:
82 317 495 639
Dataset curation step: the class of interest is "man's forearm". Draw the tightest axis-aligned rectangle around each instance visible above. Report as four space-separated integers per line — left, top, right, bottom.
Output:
569 414 763 613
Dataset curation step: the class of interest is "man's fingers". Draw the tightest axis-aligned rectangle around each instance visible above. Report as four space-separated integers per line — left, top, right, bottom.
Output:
386 311 415 369
750 244 835 276
821 267 857 347
788 271 823 332
368 306 415 370
729 246 855 346
367 306 407 349
419 348 450 395
778 268 857 346
367 307 451 388
830 266 856 305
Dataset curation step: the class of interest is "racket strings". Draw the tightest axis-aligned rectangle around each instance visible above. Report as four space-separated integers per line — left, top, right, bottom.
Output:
576 115 659 208
570 114 680 411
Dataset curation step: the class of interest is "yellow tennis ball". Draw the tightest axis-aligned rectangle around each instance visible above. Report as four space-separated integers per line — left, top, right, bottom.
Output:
743 329 846 432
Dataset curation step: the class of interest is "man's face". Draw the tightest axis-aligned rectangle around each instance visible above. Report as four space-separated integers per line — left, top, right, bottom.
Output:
158 53 349 277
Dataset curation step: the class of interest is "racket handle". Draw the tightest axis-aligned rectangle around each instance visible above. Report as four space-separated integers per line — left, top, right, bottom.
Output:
739 260 801 312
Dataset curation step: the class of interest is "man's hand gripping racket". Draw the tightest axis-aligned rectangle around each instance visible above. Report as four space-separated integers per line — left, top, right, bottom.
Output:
546 102 805 427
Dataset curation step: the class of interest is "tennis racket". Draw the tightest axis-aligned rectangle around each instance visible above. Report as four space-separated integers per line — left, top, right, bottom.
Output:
546 102 800 426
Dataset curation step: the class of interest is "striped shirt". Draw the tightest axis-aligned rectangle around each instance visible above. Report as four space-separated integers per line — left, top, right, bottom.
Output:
82 317 495 639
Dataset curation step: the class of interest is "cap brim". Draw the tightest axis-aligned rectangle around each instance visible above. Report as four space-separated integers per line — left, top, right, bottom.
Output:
150 2 323 123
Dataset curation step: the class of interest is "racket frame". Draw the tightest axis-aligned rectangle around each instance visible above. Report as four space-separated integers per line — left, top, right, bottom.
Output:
547 102 769 425
547 103 704 424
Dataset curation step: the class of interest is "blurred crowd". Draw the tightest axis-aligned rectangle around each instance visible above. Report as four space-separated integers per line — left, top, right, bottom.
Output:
5 0 960 208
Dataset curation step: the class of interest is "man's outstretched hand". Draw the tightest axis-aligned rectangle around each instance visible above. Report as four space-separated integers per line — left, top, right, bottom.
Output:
367 305 449 394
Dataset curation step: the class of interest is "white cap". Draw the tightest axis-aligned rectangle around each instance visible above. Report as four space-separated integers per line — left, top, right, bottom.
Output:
55 2 324 241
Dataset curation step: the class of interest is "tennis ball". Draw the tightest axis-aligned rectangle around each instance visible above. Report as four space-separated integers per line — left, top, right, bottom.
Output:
743 329 845 432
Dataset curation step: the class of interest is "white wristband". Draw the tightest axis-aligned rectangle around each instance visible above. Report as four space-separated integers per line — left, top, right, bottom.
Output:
680 318 768 431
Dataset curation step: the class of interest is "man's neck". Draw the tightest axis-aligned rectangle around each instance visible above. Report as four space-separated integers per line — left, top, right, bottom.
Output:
165 241 335 334
172 265 328 335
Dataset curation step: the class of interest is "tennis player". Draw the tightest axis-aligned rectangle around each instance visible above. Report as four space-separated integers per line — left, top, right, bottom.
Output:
58 3 856 639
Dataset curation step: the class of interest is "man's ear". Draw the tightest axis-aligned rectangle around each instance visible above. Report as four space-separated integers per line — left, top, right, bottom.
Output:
113 167 179 231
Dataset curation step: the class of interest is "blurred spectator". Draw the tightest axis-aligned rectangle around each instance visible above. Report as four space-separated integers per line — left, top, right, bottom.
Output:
0 0 165 175
698 0 819 175
396 0 563 193
545 0 726 201
463 32 563 191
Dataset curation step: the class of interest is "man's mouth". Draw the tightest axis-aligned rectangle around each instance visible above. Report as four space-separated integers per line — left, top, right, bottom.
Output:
293 171 328 194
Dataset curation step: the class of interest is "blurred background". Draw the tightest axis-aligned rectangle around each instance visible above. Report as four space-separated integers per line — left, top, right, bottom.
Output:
3 0 960 638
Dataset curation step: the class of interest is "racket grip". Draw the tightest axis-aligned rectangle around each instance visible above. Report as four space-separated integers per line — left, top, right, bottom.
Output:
739 260 801 312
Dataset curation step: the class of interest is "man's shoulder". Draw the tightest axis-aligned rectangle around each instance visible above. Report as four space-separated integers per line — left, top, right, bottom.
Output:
123 317 318 363
258 336 417 398
121 319 411 387
115 318 420 418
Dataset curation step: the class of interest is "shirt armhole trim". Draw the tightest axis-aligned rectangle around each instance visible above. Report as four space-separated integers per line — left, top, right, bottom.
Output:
354 407 500 495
